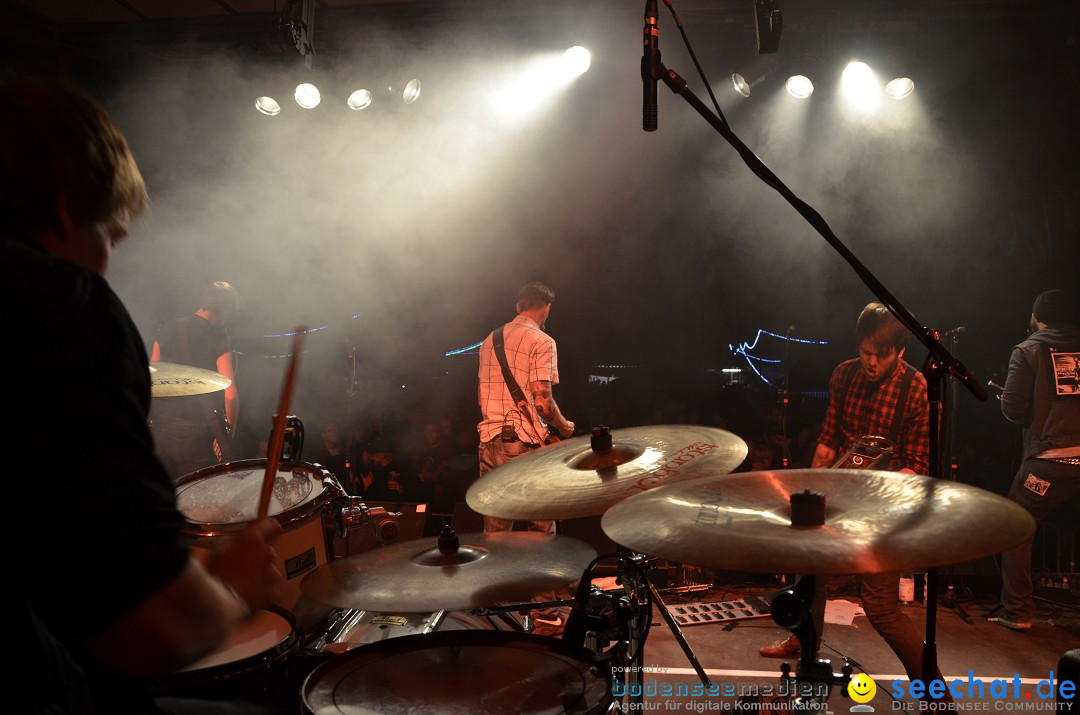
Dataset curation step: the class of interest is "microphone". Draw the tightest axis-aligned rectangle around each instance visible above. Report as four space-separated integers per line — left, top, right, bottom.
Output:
641 0 659 132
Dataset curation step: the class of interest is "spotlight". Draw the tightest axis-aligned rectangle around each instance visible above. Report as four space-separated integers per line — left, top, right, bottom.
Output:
294 82 321 109
841 60 882 112
732 73 751 98
402 79 422 105
255 96 282 116
729 54 781 98
885 77 915 99
785 75 813 99
562 46 591 76
347 88 373 110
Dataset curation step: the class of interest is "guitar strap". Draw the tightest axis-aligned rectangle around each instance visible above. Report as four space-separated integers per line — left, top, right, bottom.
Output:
492 325 546 444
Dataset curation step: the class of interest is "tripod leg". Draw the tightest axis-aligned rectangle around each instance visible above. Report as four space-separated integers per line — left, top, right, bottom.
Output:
648 581 714 688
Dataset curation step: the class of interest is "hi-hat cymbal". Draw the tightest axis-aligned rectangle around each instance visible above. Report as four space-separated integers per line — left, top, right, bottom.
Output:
601 469 1035 575
466 425 748 521
149 362 232 397
301 531 595 613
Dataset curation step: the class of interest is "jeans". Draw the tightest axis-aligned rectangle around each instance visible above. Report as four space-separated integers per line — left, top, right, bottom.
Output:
804 571 942 686
1001 457 1080 621
478 438 559 617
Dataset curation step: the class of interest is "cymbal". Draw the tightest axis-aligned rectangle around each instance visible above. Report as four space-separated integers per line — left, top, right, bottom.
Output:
301 531 595 612
149 362 232 397
466 425 748 520
601 469 1036 575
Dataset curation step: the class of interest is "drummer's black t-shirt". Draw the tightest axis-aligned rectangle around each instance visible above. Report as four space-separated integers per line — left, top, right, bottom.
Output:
3 237 189 713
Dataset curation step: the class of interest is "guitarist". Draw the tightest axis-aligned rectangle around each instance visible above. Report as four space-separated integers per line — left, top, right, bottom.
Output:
758 303 948 697
150 280 240 481
477 281 574 626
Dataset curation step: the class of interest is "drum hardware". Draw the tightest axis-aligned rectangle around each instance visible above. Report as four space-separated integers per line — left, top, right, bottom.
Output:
466 425 748 521
149 361 232 397
329 496 403 558
267 414 305 462
769 574 854 709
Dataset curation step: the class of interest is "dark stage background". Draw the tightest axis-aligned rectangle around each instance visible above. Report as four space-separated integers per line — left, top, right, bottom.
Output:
2 1 1077 502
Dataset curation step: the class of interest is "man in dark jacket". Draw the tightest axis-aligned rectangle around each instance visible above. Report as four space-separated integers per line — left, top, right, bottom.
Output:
996 289 1080 630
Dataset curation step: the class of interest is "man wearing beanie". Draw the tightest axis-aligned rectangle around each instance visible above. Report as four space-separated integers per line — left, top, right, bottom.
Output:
996 289 1080 630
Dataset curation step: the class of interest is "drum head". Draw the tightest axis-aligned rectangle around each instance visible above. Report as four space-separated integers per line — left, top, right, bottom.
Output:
302 630 611 715
177 460 326 525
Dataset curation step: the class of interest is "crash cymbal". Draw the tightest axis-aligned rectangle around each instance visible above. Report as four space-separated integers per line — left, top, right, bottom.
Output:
601 469 1036 575
466 425 748 521
301 530 595 613
149 362 232 397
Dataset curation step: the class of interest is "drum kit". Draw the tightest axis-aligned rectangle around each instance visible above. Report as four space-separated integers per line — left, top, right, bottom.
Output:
152 363 1037 714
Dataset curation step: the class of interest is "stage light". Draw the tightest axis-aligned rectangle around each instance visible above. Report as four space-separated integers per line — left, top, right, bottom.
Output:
491 48 591 122
294 82 321 109
562 46 591 76
885 77 915 99
347 88 373 110
729 54 780 98
785 74 813 99
841 60 881 112
255 96 282 116
732 73 751 98
402 79 422 104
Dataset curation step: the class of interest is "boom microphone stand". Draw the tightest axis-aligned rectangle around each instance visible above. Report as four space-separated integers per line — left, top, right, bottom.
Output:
645 0 990 683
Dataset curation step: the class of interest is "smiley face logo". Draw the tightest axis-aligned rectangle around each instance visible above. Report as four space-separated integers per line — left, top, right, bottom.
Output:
848 673 877 704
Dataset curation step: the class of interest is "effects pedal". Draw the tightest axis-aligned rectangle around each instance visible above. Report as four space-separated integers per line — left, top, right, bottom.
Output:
666 595 771 626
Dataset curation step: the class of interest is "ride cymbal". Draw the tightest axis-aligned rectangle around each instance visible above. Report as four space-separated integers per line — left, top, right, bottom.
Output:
300 530 595 613
467 425 748 521
601 469 1035 575
150 362 232 397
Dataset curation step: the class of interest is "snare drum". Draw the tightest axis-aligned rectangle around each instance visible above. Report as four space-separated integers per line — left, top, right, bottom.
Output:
176 459 343 613
153 607 297 703
302 630 613 714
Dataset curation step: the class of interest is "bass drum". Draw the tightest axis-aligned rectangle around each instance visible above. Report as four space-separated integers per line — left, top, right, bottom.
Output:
302 630 613 714
152 607 298 703
176 459 342 619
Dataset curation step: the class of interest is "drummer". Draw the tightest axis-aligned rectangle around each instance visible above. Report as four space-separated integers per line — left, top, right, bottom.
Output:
759 303 948 692
2 80 282 713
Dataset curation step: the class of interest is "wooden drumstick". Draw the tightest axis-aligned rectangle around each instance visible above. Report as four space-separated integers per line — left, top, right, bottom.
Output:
258 328 307 521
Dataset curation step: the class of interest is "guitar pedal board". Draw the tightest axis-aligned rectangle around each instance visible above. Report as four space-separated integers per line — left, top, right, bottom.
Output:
666 595 772 626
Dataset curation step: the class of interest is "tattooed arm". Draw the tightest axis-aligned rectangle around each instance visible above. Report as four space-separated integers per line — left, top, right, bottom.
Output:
530 380 574 438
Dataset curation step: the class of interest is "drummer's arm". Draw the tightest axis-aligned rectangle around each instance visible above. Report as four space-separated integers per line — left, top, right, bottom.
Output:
83 519 281 679
216 351 239 429
530 380 574 438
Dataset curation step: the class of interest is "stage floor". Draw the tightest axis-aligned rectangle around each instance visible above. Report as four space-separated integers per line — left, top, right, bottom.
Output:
595 583 1080 713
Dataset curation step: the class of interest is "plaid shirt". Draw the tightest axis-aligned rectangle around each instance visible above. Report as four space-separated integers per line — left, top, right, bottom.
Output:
819 357 929 474
477 314 559 444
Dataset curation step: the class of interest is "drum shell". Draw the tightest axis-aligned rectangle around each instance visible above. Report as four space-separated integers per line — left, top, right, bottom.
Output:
151 607 298 703
301 630 613 715
177 459 342 613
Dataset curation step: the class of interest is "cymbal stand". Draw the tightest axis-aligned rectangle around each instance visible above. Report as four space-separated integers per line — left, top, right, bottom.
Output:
771 575 853 711
564 550 714 709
